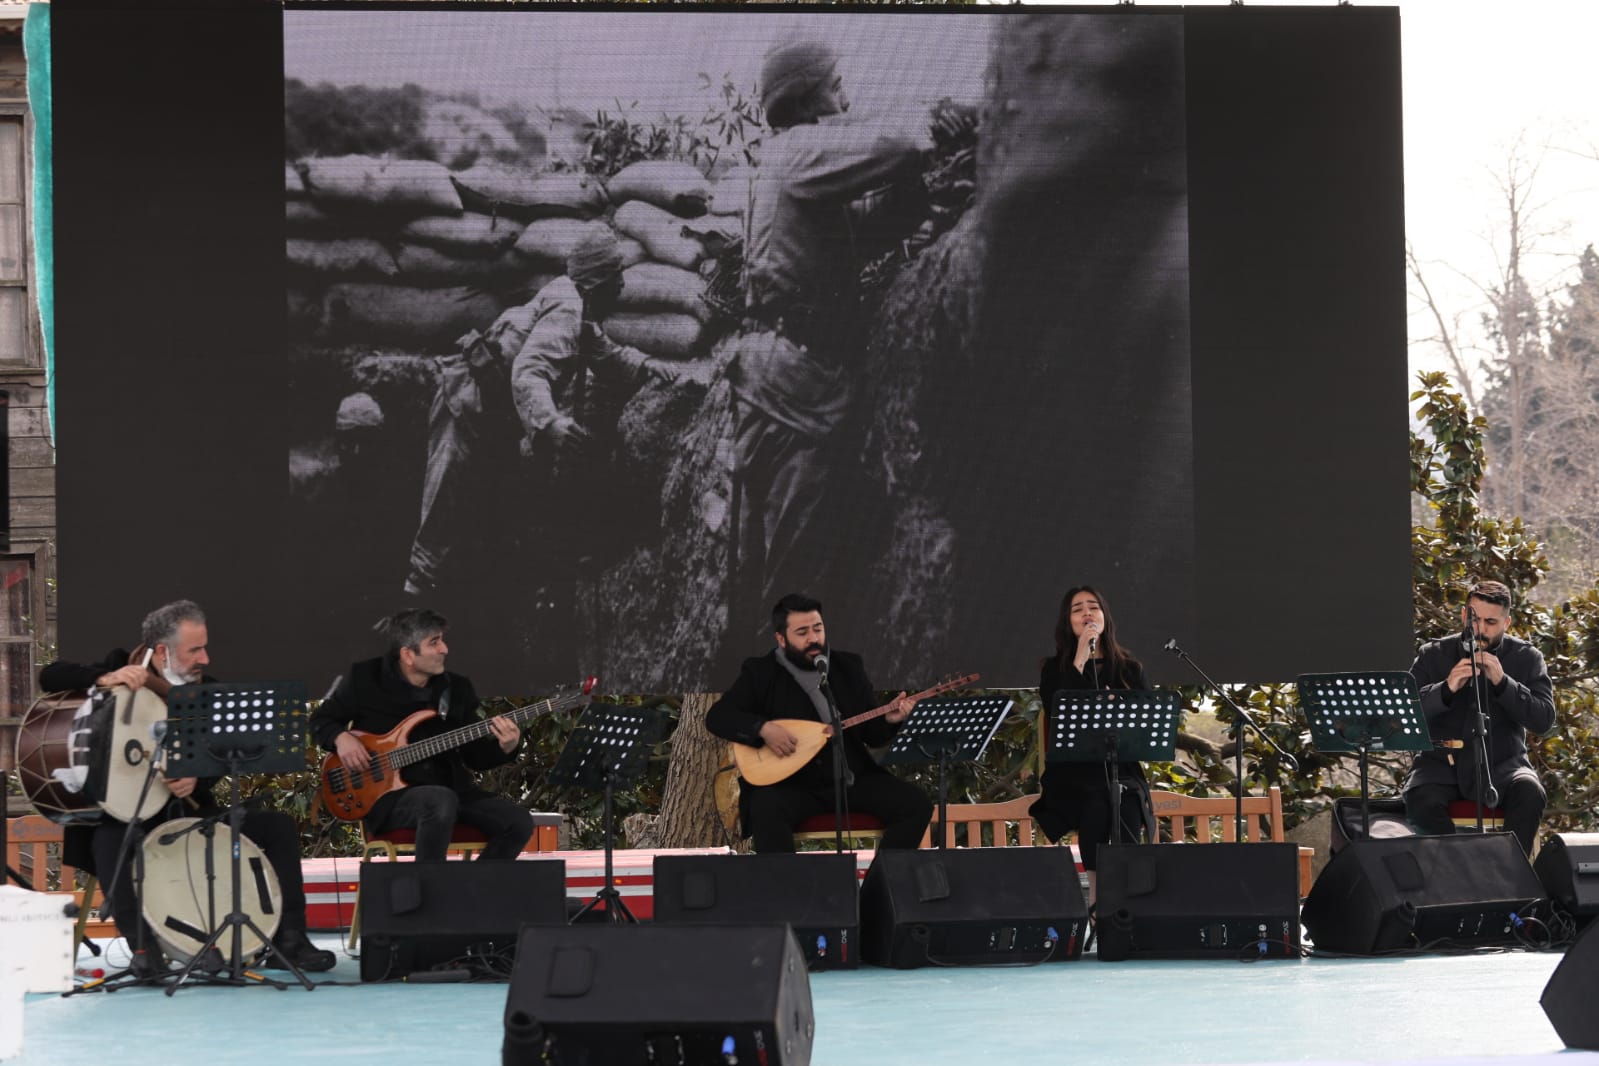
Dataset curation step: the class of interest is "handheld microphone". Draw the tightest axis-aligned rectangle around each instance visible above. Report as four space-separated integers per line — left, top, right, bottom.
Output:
813 653 829 680
1163 638 1183 655
1088 634 1098 655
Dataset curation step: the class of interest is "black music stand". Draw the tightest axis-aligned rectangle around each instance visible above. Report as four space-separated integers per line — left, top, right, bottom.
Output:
550 703 669 923
1047 691 1180 845
1296 672 1431 842
883 696 1012 849
159 680 313 993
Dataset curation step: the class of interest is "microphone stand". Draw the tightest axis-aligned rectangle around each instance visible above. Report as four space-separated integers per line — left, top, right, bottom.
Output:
1461 608 1497 832
815 658 850 854
1165 640 1299 840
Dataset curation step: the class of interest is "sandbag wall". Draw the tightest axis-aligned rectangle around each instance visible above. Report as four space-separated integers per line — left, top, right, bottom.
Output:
286 154 738 360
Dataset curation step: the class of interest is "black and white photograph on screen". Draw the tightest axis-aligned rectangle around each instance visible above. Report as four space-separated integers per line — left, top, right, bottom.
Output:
283 10 1193 693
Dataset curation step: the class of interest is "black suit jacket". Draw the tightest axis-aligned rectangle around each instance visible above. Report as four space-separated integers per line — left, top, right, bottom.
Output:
706 648 899 792
1406 632 1556 795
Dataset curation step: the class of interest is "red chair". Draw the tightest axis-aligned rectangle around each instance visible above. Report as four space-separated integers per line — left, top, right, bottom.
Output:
792 813 885 849
1447 800 1506 832
346 825 488 948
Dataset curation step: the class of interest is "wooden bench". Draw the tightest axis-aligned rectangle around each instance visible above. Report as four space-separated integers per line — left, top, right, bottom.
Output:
918 788 1313 896
919 794 1043 848
6 815 118 946
1149 786 1314 896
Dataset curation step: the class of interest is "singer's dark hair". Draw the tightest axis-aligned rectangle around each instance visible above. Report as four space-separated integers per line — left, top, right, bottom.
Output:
772 593 823 634
1049 585 1141 683
1467 580 1513 612
375 608 448 655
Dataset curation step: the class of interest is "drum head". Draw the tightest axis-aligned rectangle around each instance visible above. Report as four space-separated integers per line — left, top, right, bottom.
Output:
97 686 174 823
141 819 283 964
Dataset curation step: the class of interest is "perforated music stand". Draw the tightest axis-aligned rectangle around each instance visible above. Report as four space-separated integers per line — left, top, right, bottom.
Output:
550 703 669 923
160 680 313 992
883 696 1012 849
1296 672 1431 842
1047 691 1180 845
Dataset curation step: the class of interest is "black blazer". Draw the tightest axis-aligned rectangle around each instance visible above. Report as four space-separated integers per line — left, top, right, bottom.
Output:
1406 632 1556 794
706 648 899 790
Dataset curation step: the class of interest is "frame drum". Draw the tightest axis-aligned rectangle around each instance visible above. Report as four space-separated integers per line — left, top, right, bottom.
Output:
141 818 283 964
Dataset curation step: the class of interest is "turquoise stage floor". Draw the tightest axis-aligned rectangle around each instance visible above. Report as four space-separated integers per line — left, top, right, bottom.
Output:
10 935 1596 1065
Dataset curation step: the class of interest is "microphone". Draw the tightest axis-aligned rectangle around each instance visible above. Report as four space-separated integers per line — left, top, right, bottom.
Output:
1163 638 1183 655
151 720 169 742
813 653 829 681
321 674 343 702
1088 633 1098 655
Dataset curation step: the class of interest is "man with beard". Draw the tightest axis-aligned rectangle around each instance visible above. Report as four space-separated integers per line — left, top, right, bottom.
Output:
706 593 932 852
40 600 335 975
1404 580 1556 857
311 607 532 863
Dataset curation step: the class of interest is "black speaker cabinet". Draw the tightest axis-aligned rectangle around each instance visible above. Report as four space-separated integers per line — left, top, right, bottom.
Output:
1534 832 1599 923
358 858 567 982
1095 843 1302 961
503 923 813 1066
1301 833 1542 955
1542 918 1599 1050
653 852 860 970
859 847 1088 968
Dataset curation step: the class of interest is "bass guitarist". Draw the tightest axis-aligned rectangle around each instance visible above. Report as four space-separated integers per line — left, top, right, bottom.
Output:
706 593 932 853
310 608 533 862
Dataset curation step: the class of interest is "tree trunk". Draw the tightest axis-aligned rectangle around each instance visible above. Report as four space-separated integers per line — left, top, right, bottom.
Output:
654 692 739 849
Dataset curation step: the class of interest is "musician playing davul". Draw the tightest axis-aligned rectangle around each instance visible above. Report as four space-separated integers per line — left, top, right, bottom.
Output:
706 593 932 853
310 608 533 861
40 600 335 975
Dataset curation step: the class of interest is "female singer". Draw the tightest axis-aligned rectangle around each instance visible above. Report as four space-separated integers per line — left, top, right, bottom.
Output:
1029 585 1155 904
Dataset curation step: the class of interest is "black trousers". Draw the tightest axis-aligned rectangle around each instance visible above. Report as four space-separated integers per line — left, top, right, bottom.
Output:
365 785 534 862
90 806 311 949
744 773 933 854
1404 777 1546 857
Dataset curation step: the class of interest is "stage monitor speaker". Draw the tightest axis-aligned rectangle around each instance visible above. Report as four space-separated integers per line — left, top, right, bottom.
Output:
1533 832 1599 924
359 858 567 982
1541 918 1599 1050
503 923 813 1066
1095 843 1302 961
653 852 860 970
1301 833 1542 955
859 847 1087 968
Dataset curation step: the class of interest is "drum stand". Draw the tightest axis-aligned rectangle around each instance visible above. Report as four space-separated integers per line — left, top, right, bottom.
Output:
160 680 315 994
67 739 177 994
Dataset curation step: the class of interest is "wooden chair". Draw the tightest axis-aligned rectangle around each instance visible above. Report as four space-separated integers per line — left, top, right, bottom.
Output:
6 815 118 949
917 794 1044 848
1148 787 1315 896
792 813 885 849
346 824 488 948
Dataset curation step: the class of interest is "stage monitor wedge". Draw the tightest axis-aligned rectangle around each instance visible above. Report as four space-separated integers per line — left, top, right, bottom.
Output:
1095 842 1302 961
860 847 1088 968
1302 834 1543 955
652 852 860 970
504 923 814 1066
358 858 566 982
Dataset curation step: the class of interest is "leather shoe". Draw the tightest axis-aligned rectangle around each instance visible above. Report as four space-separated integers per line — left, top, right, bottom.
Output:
264 927 336 973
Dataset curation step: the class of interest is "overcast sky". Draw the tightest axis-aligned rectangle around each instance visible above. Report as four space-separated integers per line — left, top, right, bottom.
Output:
287 3 1599 388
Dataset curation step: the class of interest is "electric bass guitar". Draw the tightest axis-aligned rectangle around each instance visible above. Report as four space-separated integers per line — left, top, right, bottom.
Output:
319 677 597 821
730 673 979 786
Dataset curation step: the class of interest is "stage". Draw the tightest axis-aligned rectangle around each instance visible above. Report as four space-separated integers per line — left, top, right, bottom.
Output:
9 934 1593 1065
